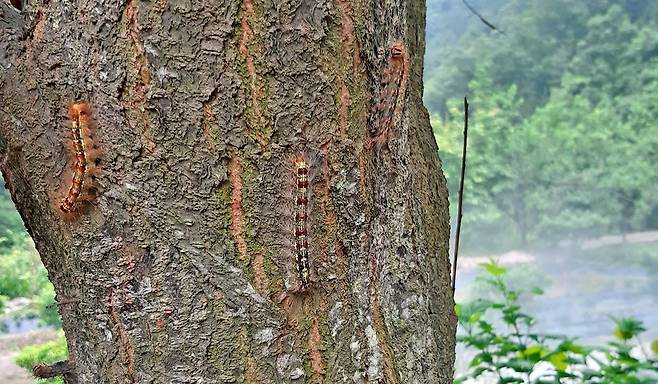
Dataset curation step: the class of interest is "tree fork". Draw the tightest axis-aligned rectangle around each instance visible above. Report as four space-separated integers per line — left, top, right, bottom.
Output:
0 0 455 382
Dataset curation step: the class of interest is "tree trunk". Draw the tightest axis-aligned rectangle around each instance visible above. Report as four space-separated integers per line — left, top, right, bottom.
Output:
0 0 455 382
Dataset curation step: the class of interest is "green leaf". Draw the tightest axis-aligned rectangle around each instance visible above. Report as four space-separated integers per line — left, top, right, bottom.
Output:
558 340 585 355
501 359 533 373
519 344 546 363
499 377 524 384
456 299 495 324
477 320 493 333
482 260 507 276
468 313 481 324
531 287 544 295
469 352 493 367
612 317 646 341
506 291 518 301
472 366 489 377
548 352 569 371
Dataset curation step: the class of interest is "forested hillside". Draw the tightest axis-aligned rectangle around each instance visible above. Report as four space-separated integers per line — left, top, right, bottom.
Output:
427 0 658 250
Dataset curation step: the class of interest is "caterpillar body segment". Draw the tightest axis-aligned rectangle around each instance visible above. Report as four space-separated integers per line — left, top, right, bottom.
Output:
293 155 312 290
57 101 100 219
369 41 409 148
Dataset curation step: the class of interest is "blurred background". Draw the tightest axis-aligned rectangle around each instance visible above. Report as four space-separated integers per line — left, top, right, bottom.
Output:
431 0 658 338
429 0 658 381
1 0 657 382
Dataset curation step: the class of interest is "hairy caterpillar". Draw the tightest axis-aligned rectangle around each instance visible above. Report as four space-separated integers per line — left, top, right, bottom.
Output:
273 152 318 293
369 41 409 147
57 101 100 219
293 155 311 289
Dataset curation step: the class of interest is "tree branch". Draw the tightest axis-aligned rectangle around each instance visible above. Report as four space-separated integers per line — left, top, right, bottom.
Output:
461 0 503 33
33 360 75 379
452 97 469 292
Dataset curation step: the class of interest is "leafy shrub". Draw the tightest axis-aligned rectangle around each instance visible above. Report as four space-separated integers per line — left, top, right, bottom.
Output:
33 284 62 328
0 187 28 246
15 331 67 384
0 236 50 299
0 235 59 328
456 260 658 383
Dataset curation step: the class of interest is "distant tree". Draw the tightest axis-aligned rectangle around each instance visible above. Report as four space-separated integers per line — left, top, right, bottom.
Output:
433 1 658 249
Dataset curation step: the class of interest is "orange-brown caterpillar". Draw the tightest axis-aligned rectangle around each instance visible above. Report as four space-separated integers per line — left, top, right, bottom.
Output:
58 102 100 218
293 155 311 289
369 41 409 146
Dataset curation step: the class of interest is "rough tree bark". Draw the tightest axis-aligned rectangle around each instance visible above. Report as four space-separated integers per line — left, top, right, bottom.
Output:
0 0 455 382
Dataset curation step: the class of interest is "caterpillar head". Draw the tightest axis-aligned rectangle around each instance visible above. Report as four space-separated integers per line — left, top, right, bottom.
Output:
390 42 405 59
69 101 91 120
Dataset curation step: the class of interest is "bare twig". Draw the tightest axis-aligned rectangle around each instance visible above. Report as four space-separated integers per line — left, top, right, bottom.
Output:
452 97 469 292
33 360 74 378
461 0 503 33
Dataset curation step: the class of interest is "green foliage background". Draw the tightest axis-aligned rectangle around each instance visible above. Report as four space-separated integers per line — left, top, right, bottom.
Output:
15 332 68 384
0 184 62 382
427 0 658 251
457 261 658 383
0 209 60 329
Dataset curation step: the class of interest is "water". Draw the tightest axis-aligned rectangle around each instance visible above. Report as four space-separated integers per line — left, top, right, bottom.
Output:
454 242 658 375
1 318 41 335
455 242 658 382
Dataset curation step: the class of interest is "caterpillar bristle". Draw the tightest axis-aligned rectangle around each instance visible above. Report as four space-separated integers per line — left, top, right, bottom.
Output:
292 154 312 290
368 41 409 148
55 101 100 220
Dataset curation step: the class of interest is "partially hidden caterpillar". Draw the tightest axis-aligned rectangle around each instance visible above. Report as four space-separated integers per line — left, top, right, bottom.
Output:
369 41 409 147
58 101 100 219
293 155 311 290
